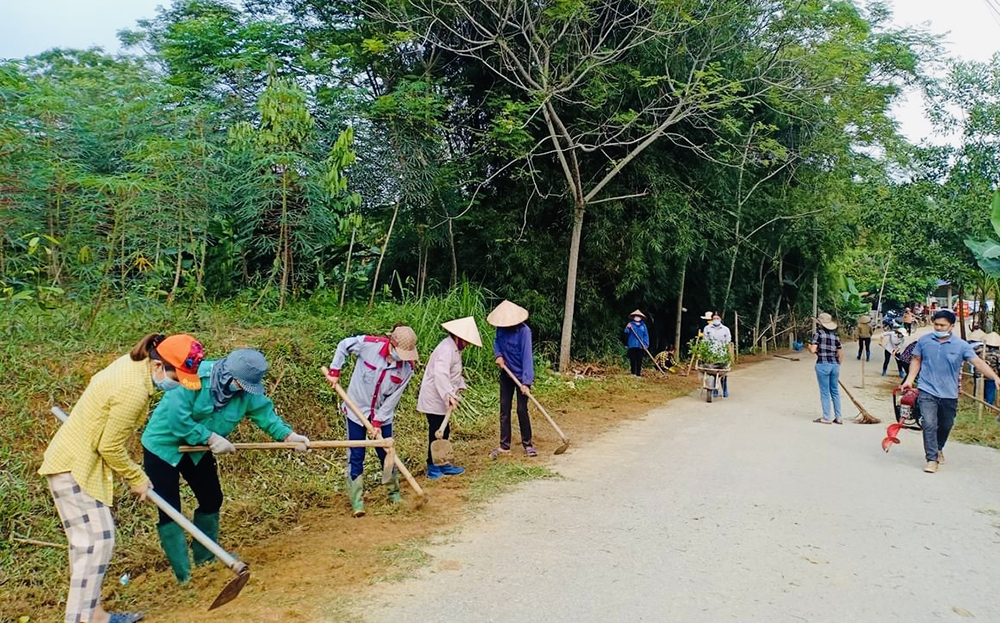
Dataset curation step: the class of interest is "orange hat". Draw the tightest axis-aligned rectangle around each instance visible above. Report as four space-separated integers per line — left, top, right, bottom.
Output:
157 334 205 390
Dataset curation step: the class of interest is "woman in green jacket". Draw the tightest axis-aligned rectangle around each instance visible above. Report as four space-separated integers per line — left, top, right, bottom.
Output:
141 348 310 583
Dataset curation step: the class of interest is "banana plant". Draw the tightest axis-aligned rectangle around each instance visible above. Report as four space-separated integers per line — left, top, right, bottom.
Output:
964 190 1000 277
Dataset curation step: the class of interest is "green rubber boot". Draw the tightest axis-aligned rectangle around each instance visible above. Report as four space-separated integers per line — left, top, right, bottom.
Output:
348 476 365 518
191 511 220 566
387 471 402 504
156 522 191 584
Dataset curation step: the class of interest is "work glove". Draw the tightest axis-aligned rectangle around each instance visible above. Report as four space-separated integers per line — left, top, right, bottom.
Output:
207 433 236 455
284 432 311 453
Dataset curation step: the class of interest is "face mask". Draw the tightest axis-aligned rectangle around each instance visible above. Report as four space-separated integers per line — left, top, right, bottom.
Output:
933 330 950 339
633 317 641 323
153 366 181 391
712 320 721 327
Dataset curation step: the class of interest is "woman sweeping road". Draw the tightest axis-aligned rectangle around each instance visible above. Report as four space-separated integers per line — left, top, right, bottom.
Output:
417 317 483 479
323 325 419 517
40 333 205 623
809 313 843 425
141 348 310 583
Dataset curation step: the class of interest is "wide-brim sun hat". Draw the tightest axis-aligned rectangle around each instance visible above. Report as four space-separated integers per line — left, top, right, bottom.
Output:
700 311 714 321
487 300 529 328
970 329 987 341
817 312 838 331
442 316 483 348
157 334 205 390
985 332 1000 347
629 309 647 319
390 325 419 361
858 315 871 324
227 348 269 395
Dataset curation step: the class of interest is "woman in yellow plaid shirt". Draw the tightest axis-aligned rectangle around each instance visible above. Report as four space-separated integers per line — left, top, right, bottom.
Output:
39 333 204 623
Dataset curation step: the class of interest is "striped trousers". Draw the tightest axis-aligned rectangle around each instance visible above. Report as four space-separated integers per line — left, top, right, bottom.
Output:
47 472 115 623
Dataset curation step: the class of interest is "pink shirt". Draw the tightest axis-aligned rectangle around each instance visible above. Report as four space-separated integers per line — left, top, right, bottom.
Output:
417 337 467 415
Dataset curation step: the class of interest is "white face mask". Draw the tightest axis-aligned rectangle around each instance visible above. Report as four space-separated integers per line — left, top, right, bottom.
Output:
633 317 641 323
712 319 721 327
152 364 181 391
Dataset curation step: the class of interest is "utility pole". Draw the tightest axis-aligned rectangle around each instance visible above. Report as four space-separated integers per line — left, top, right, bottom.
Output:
674 261 686 356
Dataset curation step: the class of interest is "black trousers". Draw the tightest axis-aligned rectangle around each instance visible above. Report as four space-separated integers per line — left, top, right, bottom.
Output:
425 412 452 465
628 347 644 376
499 372 532 449
882 350 901 375
144 447 223 526
857 338 871 359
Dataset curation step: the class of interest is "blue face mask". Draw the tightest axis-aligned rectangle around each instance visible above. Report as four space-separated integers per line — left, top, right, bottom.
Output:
712 320 721 327
153 367 181 392
933 330 950 339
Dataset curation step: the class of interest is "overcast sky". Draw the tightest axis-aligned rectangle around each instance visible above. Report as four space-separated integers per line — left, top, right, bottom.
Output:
1 0 998 144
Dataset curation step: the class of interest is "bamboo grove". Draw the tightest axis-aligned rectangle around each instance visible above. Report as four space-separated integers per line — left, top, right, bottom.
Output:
3 0 1000 364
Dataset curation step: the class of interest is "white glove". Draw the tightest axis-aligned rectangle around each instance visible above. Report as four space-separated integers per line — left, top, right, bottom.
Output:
207 433 236 455
284 432 310 453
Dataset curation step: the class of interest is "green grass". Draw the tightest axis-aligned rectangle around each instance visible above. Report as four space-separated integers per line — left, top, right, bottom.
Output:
370 539 432 584
951 404 1000 450
466 461 559 503
0 287 586 621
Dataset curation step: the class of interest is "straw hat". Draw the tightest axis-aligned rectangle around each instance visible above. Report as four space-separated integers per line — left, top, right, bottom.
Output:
857 314 871 324
817 312 838 331
970 329 987 342
629 309 647 319
986 332 1000 347
700 311 714 321
487 300 529 328
441 316 483 347
389 325 419 361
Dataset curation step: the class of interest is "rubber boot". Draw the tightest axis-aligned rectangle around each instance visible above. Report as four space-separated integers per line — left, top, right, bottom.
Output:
387 471 402 504
348 476 365 517
191 511 219 566
156 522 191 584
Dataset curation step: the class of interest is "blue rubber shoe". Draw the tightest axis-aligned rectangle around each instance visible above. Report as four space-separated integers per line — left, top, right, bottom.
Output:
439 464 465 476
109 613 145 623
426 464 443 480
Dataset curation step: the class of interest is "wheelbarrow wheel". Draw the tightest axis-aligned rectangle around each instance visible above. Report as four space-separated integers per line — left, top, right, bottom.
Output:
706 388 713 403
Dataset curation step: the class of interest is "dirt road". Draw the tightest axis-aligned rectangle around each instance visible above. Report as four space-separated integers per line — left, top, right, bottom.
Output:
362 348 1000 622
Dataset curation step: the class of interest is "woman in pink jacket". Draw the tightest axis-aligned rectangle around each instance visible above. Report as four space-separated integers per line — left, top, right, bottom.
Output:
417 317 483 479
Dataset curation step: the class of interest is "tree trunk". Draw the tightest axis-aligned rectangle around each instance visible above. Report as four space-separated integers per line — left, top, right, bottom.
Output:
773 251 783 324
753 256 766 344
369 201 400 309
279 170 290 309
812 271 818 334
340 226 356 309
959 283 967 340
558 202 586 371
447 217 458 289
674 260 686 356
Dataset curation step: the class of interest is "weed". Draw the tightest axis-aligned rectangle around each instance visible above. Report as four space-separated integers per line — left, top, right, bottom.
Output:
466 462 558 503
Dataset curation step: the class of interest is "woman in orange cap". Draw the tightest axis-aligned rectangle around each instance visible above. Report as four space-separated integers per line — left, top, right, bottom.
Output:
40 333 205 623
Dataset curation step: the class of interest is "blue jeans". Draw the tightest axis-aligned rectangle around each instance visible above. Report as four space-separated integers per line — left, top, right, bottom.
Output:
815 362 842 421
917 393 957 462
986 379 996 406
346 417 392 480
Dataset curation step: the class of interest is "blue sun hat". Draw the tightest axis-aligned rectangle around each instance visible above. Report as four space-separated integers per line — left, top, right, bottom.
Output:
227 348 269 395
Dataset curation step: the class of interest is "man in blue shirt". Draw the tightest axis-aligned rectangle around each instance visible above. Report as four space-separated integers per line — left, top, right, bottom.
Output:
487 300 536 458
902 309 1000 473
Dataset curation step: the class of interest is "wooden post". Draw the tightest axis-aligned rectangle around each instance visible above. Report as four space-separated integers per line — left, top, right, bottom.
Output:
674 261 686 357
369 201 399 309
340 225 356 309
959 283 967 341
875 252 892 325
733 311 739 364
977 370 984 422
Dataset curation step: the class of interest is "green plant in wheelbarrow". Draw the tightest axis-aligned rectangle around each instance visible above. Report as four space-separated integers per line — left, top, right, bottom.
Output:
689 338 730 368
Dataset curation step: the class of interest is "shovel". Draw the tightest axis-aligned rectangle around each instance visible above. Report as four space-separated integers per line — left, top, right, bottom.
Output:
322 368 426 505
500 364 570 454
50 407 250 610
178 439 393 452
430 405 456 466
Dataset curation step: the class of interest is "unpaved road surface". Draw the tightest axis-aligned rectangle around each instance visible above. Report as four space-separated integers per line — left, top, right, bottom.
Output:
362 348 1000 623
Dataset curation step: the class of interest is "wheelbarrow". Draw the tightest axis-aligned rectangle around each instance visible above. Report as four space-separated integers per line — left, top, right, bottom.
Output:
696 363 730 403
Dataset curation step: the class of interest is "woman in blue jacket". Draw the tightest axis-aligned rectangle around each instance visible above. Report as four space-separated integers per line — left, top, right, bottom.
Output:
624 310 650 376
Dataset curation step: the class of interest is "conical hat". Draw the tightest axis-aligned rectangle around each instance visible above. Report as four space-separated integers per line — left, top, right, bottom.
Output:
970 329 987 341
986 332 1000 347
700 311 714 321
487 300 529 328
629 309 647 319
857 314 871 324
442 316 483 347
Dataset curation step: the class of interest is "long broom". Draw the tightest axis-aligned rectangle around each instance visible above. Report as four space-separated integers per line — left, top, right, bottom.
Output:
837 380 880 424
